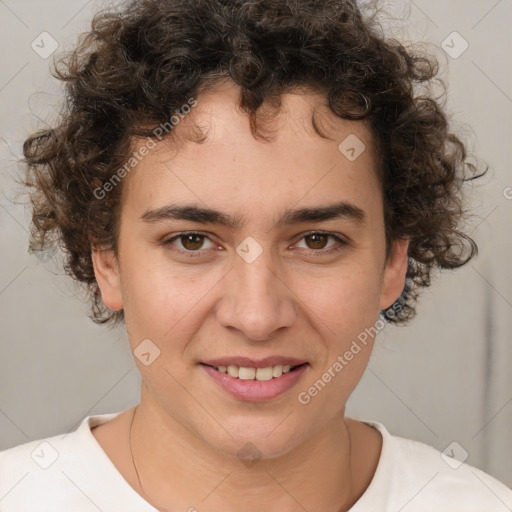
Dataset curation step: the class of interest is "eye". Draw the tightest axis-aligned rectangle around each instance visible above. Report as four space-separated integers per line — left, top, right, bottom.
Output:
294 232 347 255
162 232 215 257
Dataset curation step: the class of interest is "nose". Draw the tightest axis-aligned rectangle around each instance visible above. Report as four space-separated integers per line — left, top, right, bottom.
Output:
215 245 297 341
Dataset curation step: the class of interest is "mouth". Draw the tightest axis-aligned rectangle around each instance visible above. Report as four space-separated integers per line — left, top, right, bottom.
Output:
199 361 310 402
200 362 308 381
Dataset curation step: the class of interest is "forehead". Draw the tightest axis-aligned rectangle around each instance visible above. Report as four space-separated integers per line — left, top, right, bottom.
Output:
121 80 381 227
168 79 375 155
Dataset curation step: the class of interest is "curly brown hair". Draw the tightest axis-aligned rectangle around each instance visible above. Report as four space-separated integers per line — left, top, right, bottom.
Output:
22 0 483 327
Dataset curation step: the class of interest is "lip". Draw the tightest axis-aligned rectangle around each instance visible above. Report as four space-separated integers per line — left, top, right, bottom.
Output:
200 356 307 368
200 362 309 402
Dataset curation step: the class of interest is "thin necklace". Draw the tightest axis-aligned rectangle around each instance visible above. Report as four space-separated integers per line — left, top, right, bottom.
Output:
129 405 354 512
343 423 354 512
129 405 169 512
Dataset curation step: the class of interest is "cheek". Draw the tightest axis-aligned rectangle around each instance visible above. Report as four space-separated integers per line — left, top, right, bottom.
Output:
120 249 224 347
293 269 380 417
294 260 383 338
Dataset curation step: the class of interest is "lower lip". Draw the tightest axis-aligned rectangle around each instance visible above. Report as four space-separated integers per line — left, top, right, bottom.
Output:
200 364 309 402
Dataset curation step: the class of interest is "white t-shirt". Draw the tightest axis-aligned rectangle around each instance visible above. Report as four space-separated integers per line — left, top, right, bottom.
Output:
1 410 511 511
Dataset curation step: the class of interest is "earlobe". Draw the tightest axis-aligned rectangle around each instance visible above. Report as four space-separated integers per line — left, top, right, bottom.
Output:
91 246 123 311
379 238 409 310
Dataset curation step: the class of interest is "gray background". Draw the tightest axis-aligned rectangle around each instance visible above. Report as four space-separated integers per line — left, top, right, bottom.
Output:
1 0 511 490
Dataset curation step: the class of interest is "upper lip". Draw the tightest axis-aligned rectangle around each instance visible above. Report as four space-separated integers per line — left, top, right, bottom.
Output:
201 356 308 368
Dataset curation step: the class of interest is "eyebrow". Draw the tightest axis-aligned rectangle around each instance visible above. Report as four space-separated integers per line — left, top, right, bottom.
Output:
140 201 366 229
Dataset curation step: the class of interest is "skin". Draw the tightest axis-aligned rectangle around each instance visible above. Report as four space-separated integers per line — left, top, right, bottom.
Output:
91 78 409 511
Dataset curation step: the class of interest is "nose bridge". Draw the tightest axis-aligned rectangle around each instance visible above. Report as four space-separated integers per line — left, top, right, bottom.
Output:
236 243 277 302
217 238 296 340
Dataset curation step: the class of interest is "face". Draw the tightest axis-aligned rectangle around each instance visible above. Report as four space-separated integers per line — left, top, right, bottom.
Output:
92 79 408 459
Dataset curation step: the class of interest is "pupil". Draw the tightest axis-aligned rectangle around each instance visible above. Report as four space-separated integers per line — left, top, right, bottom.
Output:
183 234 203 250
308 234 327 249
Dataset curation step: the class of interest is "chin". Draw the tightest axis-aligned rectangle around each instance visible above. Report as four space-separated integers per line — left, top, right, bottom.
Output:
199 421 305 463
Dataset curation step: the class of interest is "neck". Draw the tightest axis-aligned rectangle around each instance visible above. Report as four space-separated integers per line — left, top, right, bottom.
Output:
128 388 360 512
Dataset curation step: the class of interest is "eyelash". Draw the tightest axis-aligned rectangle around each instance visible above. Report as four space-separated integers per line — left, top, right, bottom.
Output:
161 231 348 259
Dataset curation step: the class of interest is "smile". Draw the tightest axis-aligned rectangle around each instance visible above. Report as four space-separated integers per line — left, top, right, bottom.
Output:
200 362 309 401
206 363 302 381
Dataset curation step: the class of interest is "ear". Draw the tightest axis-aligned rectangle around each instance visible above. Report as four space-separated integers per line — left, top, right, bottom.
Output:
379 238 409 310
91 245 123 311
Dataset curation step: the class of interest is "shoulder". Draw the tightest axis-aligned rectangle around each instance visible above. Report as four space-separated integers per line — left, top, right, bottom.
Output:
355 420 512 511
0 412 123 511
0 429 78 511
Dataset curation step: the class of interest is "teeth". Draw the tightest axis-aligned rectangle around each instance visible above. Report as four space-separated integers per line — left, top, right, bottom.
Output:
227 365 239 378
239 367 256 380
272 365 283 377
216 364 299 381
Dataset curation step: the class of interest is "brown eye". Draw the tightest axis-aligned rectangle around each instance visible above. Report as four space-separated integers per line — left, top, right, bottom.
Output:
304 233 330 250
179 233 206 251
163 232 215 256
294 232 348 256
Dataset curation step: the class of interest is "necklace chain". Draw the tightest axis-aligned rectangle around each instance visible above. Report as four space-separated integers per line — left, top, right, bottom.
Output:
129 405 169 512
128 405 354 512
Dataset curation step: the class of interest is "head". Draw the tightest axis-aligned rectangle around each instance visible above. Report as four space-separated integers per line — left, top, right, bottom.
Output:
22 0 481 458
